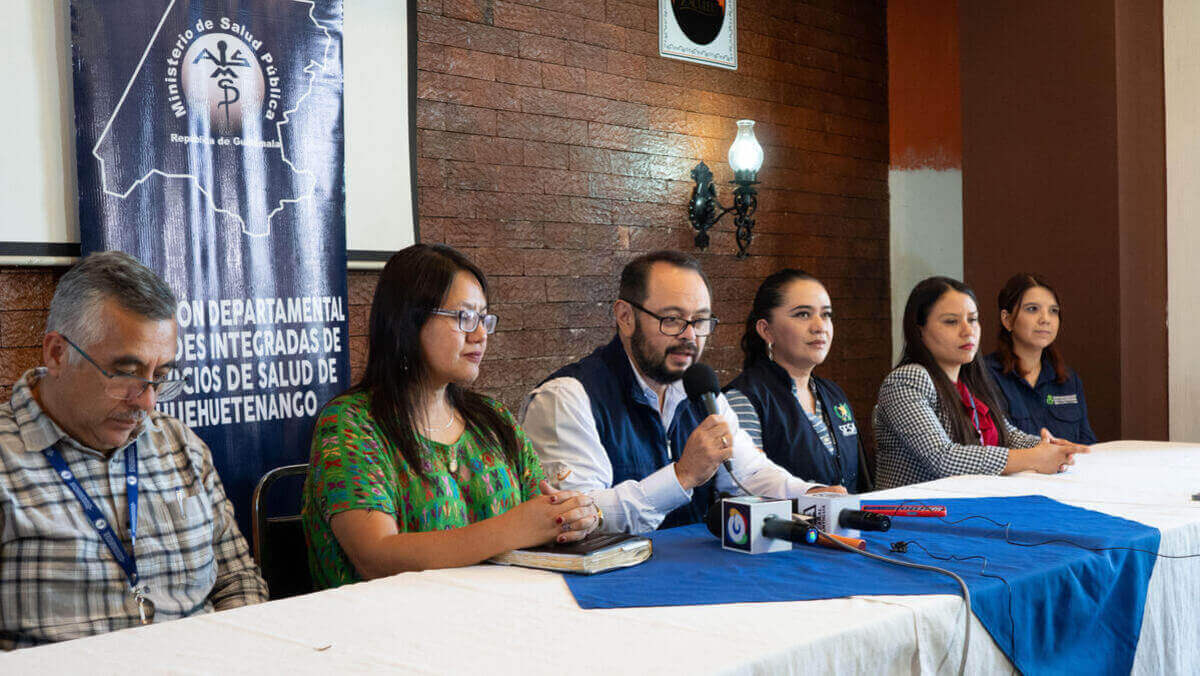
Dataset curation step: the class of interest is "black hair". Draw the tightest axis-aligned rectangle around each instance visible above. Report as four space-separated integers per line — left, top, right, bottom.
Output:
740 268 821 370
355 244 521 476
618 250 711 305
996 273 1068 384
898 276 1011 446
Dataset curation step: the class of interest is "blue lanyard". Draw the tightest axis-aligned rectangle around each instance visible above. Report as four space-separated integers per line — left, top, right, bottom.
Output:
43 444 140 589
962 388 985 445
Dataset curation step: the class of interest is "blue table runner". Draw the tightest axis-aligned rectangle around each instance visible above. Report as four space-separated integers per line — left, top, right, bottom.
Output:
564 496 1160 675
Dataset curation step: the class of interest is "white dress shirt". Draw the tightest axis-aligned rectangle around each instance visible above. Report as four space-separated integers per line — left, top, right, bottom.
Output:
520 354 820 534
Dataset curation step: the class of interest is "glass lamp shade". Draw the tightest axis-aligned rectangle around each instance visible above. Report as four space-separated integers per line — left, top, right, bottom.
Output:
727 119 763 181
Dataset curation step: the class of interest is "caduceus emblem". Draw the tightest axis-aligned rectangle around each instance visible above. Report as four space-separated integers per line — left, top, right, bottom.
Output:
216 77 239 124
192 40 252 125
182 34 263 134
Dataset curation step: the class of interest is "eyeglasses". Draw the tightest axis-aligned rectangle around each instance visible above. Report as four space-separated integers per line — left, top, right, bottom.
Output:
431 308 499 334
61 335 188 402
620 298 719 337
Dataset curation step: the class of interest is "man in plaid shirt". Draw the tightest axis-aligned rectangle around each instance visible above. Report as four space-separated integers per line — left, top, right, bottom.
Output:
0 252 267 650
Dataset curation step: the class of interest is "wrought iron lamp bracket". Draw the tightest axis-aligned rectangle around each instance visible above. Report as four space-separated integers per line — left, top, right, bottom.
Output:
687 161 759 258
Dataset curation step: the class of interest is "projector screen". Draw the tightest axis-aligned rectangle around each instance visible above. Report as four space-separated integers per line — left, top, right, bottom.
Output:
0 0 416 267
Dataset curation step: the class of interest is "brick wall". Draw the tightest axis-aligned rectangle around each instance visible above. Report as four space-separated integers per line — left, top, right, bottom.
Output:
3 0 889 450
408 0 889 420
0 269 63 403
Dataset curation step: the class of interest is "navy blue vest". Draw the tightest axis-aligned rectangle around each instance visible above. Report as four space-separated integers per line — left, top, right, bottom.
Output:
984 352 1097 444
542 337 713 530
725 359 862 492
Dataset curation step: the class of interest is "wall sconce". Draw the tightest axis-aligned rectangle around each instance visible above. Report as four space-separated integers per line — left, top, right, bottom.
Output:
688 119 764 258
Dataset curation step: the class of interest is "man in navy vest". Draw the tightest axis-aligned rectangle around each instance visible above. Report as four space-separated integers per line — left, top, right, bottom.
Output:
521 251 845 534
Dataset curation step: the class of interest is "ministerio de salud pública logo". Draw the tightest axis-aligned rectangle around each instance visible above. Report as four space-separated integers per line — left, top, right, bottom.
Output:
165 17 282 138
85 3 338 238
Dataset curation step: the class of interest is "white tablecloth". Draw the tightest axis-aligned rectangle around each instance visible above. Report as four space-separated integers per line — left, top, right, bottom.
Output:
3 441 1198 674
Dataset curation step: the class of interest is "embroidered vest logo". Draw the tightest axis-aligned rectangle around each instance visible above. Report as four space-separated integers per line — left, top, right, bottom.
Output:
834 403 852 422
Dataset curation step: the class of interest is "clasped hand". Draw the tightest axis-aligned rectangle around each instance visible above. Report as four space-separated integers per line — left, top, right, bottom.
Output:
1034 428 1090 474
506 480 601 549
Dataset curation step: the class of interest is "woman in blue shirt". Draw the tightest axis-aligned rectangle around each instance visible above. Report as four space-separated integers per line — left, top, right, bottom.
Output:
984 273 1098 443
724 269 867 492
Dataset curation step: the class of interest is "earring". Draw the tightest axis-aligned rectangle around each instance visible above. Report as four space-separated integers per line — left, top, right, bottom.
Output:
767 342 774 361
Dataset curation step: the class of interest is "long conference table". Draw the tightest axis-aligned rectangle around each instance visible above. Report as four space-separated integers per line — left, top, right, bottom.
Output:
2 441 1198 674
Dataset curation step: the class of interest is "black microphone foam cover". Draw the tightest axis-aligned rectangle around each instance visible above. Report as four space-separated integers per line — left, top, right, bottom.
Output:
683 363 721 402
706 499 723 538
839 509 892 532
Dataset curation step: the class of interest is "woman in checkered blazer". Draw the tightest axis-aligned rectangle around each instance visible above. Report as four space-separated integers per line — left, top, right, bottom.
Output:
872 277 1089 489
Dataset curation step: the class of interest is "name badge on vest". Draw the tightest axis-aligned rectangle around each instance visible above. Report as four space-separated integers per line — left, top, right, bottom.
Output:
1046 394 1078 405
833 403 858 437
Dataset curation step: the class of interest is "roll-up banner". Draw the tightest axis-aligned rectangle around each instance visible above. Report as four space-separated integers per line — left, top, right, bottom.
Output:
70 0 349 534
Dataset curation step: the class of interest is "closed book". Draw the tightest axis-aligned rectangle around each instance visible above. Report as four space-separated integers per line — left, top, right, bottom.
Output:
489 532 652 575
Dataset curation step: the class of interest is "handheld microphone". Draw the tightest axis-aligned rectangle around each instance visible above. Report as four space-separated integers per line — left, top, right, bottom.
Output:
683 362 722 418
705 496 818 554
682 363 734 475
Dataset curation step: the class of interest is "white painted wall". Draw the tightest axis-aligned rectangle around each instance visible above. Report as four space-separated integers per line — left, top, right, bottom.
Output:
1164 0 1200 441
0 0 77 250
345 0 416 253
0 0 414 260
888 168 965 362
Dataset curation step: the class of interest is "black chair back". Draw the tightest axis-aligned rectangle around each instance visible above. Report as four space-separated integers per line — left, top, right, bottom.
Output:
251 464 314 600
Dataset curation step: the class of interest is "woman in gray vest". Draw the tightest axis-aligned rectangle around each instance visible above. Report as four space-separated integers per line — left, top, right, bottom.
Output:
724 269 867 492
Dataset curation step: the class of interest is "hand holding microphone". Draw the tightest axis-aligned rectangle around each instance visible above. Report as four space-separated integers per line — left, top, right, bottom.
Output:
674 415 733 490
675 363 735 491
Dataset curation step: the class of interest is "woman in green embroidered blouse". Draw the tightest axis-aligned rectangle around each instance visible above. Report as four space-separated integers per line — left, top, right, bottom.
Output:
301 245 600 588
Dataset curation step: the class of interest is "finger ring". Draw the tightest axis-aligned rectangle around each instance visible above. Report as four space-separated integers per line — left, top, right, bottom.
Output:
720 435 729 448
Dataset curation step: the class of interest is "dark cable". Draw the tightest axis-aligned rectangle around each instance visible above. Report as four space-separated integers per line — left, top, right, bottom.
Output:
879 498 1200 674
884 500 1200 560
893 538 1018 674
723 463 754 497
817 527 973 676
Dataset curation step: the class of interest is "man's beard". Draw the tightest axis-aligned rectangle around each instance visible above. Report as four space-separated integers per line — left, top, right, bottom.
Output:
630 323 700 385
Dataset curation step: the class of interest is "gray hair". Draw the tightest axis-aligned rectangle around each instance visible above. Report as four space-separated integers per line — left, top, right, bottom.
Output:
46 251 177 357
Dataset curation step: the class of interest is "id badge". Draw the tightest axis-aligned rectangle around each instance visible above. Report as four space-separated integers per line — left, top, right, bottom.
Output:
133 587 156 625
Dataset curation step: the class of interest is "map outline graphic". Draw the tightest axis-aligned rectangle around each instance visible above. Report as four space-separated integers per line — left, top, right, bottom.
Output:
89 0 337 237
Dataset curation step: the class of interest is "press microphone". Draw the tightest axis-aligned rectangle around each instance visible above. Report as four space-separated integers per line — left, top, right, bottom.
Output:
683 362 722 417
682 363 735 475
792 493 891 539
704 499 819 546
705 496 818 554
